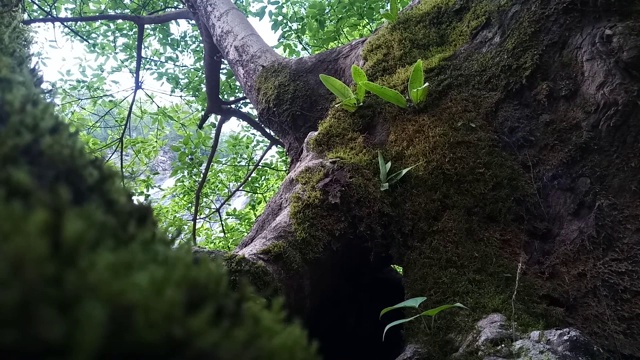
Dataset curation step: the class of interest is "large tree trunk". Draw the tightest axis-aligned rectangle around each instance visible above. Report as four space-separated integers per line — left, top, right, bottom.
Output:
197 0 640 358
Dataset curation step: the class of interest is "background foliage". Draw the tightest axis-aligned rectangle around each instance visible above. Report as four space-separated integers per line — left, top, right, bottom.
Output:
24 0 410 250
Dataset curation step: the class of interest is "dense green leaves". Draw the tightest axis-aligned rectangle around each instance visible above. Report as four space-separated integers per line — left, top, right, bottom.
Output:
250 0 412 56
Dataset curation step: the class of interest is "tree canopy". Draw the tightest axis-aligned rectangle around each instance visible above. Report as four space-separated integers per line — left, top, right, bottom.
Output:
22 0 410 250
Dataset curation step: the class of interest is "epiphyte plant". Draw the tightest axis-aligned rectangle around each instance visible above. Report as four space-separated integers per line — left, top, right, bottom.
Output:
318 64 370 112
379 297 467 341
378 151 417 191
320 59 429 112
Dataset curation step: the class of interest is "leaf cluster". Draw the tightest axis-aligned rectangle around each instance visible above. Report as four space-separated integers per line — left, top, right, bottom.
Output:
319 60 430 112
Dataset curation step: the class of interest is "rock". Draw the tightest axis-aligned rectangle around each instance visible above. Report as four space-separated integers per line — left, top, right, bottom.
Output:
395 344 428 360
512 328 605 360
456 314 604 360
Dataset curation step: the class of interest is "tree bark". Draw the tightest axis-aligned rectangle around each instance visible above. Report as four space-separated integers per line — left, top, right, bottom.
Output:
194 0 640 358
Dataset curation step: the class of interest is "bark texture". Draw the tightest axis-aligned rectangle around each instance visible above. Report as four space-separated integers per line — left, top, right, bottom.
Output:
200 0 640 358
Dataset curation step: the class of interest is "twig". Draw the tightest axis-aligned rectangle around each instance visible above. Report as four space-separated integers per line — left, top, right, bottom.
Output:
27 0 91 43
217 141 274 211
192 115 229 245
511 254 525 341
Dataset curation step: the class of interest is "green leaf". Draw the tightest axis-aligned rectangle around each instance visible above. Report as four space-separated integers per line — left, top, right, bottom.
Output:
381 12 395 22
319 74 355 102
380 182 389 191
382 315 420 341
379 297 427 319
414 83 430 104
387 164 417 184
361 81 407 108
420 303 467 317
390 0 398 18
378 151 387 183
408 59 424 104
351 65 367 102
351 65 367 83
386 161 392 173
340 97 358 112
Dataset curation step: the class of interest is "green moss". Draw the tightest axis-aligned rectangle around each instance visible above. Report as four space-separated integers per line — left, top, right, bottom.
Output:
294 0 557 356
0 9 318 360
224 253 281 297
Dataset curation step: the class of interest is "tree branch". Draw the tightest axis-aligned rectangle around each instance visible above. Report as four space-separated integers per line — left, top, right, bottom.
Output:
192 115 229 245
27 0 90 43
216 141 274 213
117 24 144 186
23 8 194 25
225 107 284 148
187 0 282 106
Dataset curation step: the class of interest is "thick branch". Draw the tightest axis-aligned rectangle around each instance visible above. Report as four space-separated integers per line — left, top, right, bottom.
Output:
189 0 282 106
23 9 194 25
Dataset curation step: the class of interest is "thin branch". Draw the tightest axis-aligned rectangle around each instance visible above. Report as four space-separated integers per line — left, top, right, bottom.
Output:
198 142 274 221
192 115 229 246
217 141 274 211
118 24 145 186
220 96 246 106
28 0 91 43
216 207 226 237
23 8 193 25
226 107 284 148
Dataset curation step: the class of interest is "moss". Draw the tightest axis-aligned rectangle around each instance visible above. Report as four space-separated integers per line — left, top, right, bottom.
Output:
0 9 318 360
293 0 558 356
224 253 281 297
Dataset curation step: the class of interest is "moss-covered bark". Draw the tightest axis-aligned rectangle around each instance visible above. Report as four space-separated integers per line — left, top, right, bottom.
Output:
273 0 640 357
0 8 318 359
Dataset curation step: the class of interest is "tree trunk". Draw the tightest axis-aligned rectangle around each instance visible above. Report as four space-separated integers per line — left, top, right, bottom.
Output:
196 0 640 358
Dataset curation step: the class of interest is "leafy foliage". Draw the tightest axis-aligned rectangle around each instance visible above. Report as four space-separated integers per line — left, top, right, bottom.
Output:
25 0 287 250
250 0 412 56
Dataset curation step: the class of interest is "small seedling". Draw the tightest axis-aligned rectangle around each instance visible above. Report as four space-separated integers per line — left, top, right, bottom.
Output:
378 151 416 190
379 297 467 341
321 59 429 111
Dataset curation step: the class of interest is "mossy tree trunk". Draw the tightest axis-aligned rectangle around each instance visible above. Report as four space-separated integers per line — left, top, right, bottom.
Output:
198 0 640 358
